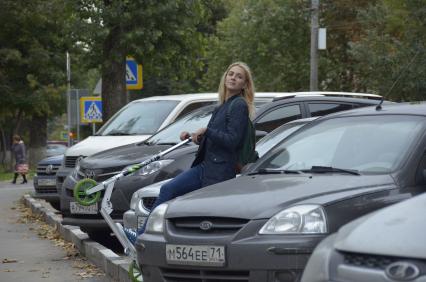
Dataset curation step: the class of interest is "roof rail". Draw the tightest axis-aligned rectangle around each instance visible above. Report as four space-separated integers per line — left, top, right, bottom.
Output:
272 91 383 101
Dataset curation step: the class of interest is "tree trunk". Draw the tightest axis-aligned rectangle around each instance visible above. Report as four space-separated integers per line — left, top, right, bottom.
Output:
29 113 47 167
101 25 127 122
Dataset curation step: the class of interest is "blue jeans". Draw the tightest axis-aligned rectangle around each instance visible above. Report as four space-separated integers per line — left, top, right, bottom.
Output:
138 164 204 234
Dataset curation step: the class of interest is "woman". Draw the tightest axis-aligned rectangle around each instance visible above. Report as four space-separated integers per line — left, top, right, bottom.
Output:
132 62 255 237
11 134 28 184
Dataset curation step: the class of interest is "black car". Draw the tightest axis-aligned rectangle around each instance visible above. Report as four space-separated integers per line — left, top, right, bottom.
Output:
33 154 63 210
136 102 426 282
60 94 383 238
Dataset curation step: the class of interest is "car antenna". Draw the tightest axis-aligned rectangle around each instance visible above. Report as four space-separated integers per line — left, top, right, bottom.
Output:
376 97 384 111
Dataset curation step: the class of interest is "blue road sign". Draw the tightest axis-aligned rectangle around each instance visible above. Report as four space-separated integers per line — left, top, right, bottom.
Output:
126 58 143 90
80 97 102 123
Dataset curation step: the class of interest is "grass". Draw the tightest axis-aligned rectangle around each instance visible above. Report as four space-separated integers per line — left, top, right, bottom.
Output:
0 169 35 181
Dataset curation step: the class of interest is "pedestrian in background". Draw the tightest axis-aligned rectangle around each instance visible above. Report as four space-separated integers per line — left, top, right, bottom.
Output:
132 62 255 238
11 134 28 184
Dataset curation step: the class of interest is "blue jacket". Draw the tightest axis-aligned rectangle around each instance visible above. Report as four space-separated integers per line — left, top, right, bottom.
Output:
192 95 248 186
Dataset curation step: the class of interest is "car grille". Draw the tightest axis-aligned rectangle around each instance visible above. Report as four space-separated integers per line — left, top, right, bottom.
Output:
65 156 80 168
75 166 123 182
161 268 249 282
142 197 157 211
169 217 249 235
342 251 426 270
35 187 57 193
36 164 60 175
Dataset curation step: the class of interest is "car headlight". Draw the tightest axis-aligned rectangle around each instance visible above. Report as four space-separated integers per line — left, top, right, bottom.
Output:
130 191 141 210
137 159 174 176
145 203 168 234
259 204 327 234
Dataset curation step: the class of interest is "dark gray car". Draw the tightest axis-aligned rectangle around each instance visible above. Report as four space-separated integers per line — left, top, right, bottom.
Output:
302 192 426 282
60 96 382 238
136 103 426 282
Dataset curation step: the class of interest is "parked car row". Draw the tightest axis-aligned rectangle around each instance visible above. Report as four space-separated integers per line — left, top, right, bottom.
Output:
58 93 383 238
135 102 426 282
30 92 426 282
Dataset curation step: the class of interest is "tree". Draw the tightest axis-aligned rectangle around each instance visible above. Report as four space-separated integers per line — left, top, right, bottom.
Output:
73 0 226 121
351 0 426 100
201 0 311 92
0 0 74 165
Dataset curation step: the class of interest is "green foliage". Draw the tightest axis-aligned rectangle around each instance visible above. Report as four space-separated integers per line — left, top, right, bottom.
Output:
0 0 74 139
201 0 310 92
349 0 426 100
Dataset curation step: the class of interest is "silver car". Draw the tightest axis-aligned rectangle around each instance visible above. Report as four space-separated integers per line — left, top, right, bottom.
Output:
301 192 426 282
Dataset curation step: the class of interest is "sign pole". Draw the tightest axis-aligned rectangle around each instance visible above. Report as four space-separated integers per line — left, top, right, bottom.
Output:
76 89 80 142
66 52 72 146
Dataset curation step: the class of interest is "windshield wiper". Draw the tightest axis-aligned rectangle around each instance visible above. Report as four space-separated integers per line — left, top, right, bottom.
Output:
303 166 360 175
106 130 132 136
247 168 303 175
156 142 179 145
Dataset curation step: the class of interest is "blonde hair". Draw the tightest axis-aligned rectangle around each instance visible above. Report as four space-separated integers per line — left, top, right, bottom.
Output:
218 62 255 118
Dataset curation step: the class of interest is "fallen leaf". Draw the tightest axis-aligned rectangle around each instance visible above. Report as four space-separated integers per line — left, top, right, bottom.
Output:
2 258 18 263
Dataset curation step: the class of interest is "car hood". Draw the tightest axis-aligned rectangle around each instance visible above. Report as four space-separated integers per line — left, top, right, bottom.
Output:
80 142 189 169
334 193 426 259
65 135 151 157
38 154 64 165
166 174 395 219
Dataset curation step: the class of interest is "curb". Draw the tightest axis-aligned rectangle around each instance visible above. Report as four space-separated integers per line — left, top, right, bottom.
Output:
23 194 132 282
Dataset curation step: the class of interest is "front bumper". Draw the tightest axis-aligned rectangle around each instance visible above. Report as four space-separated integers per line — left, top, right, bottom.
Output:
60 172 155 230
56 167 73 197
136 219 325 282
33 175 59 203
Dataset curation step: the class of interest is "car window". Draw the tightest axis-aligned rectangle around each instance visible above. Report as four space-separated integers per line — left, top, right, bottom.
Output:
175 101 217 120
258 115 426 174
97 100 179 136
145 108 214 145
308 103 353 117
255 104 302 133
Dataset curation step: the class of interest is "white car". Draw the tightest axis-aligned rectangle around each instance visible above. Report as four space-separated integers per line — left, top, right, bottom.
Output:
56 93 278 202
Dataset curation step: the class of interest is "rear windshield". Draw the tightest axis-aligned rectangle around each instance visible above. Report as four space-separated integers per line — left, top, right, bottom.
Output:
97 100 179 136
258 115 425 174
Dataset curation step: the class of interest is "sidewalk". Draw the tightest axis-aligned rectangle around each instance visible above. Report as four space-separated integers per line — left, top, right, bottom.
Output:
11 180 133 282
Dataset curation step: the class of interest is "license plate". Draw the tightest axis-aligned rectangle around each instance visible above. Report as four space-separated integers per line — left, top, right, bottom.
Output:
166 244 225 266
70 202 98 214
38 178 56 186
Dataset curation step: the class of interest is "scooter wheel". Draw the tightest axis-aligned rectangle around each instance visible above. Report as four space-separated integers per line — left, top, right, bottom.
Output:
73 178 101 206
129 260 143 282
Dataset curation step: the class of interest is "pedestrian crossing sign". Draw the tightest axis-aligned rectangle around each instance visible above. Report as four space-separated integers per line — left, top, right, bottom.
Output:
80 97 103 123
126 57 143 90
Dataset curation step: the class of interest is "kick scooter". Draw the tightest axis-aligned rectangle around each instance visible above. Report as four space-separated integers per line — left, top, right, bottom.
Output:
72 138 193 282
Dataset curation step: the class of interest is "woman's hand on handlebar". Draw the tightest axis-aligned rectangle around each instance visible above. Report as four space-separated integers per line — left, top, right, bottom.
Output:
180 131 190 141
191 128 207 145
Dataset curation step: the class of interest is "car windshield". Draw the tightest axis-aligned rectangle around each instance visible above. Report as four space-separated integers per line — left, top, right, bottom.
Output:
257 115 425 174
97 100 179 136
256 122 306 157
145 107 214 145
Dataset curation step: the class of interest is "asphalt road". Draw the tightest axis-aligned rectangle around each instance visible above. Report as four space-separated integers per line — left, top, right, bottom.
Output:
0 180 112 282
